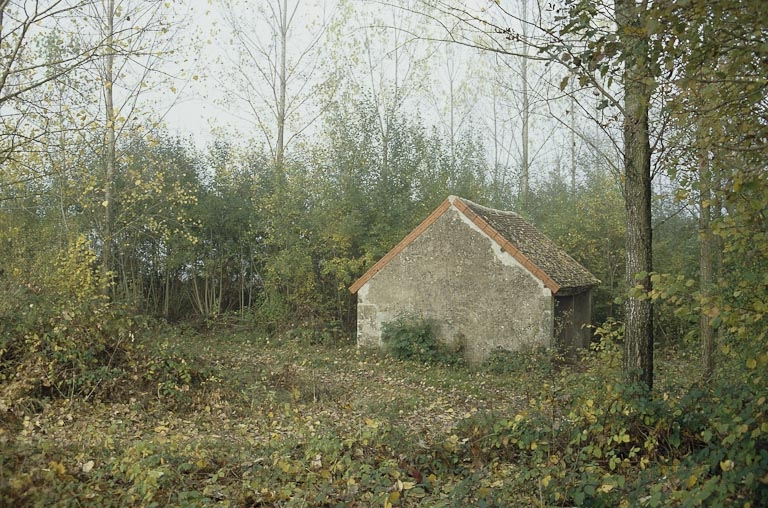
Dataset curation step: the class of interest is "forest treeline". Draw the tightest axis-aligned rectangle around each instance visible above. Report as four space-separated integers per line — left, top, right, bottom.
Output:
1 0 767 504
1 85 761 361
0 0 766 383
0 100 625 332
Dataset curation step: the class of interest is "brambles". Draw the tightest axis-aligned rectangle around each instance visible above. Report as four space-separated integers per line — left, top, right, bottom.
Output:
0 238 135 405
0 238 211 414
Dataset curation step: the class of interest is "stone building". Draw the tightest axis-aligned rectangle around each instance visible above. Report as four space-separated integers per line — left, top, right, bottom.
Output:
349 196 600 364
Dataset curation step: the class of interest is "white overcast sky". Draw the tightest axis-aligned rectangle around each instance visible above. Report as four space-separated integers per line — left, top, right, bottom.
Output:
152 0 616 187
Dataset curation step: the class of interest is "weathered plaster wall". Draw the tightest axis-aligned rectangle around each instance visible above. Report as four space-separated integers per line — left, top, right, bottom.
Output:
357 206 553 364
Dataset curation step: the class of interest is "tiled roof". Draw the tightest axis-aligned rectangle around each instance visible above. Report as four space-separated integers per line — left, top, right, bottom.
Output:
349 196 600 295
458 198 601 295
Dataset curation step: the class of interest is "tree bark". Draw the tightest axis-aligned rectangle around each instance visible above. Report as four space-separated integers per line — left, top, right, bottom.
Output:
698 143 715 381
617 0 654 391
102 0 116 295
519 0 530 211
570 91 576 193
276 0 288 169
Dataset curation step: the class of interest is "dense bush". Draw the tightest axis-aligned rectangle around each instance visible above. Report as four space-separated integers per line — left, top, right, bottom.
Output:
381 315 464 365
0 238 133 403
451 335 768 507
0 237 206 412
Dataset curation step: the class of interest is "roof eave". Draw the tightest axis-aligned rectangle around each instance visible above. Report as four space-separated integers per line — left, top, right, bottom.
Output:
348 198 452 294
554 281 601 296
452 197 562 294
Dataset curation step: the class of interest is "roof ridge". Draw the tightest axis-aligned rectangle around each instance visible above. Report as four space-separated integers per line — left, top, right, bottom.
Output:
450 197 561 293
349 196 600 295
452 196 521 219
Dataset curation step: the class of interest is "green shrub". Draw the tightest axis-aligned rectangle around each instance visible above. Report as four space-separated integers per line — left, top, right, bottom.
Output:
655 373 768 507
381 315 463 365
448 328 768 507
0 282 193 407
0 238 139 404
0 237 211 410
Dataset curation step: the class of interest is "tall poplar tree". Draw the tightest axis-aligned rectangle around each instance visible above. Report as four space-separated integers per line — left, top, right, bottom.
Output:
220 0 343 168
78 0 192 297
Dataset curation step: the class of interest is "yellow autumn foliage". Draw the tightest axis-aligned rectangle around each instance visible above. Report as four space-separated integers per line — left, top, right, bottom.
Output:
49 235 108 304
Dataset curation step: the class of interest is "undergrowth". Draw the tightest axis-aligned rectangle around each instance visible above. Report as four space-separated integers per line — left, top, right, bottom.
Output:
1 315 766 506
454 333 768 507
0 238 212 418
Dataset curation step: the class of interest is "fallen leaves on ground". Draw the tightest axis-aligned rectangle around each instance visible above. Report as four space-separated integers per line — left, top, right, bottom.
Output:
1 332 530 506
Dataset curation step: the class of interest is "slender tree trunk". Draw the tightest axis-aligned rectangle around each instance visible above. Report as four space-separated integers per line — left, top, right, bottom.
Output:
693 6 717 383
449 62 455 172
617 0 654 391
570 91 576 193
519 0 530 210
698 143 715 381
164 268 171 318
520 56 529 209
276 0 288 168
492 89 500 200
240 247 246 316
102 0 116 295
